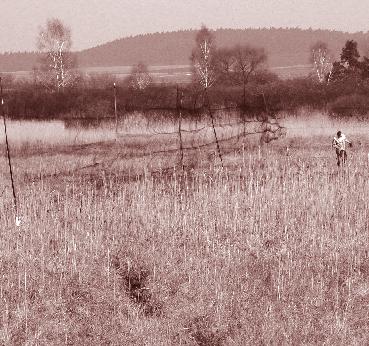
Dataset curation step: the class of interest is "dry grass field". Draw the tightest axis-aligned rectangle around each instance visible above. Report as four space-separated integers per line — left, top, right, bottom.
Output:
0 113 369 345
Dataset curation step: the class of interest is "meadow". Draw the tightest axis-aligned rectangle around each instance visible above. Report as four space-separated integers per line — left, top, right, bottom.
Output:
0 112 369 345
9 63 310 84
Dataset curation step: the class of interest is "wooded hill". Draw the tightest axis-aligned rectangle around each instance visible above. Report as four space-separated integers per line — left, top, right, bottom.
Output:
1 28 369 72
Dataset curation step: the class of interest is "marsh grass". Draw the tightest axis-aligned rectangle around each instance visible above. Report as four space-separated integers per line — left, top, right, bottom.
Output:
1 112 369 344
1 135 369 344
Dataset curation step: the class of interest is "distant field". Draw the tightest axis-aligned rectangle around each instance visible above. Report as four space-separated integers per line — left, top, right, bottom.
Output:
7 65 193 83
271 64 312 79
7 63 312 83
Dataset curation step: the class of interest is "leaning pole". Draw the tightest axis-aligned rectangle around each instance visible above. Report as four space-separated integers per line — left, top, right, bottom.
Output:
1 77 20 226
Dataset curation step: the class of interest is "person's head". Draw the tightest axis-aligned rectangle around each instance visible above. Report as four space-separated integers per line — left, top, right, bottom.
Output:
337 131 342 138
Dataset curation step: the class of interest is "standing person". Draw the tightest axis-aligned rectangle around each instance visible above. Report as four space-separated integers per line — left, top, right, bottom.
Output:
332 131 352 166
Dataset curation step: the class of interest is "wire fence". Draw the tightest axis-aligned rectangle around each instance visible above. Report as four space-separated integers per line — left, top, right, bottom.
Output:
2 94 369 192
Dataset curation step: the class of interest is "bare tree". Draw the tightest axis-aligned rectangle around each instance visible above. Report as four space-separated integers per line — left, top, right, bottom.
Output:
214 47 237 85
310 41 333 83
36 18 76 91
231 45 267 106
127 63 152 90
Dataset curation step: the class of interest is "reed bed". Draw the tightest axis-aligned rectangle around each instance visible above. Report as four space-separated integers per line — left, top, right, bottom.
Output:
0 142 368 345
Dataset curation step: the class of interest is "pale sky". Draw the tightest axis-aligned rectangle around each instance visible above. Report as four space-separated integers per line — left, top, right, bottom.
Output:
1 0 369 53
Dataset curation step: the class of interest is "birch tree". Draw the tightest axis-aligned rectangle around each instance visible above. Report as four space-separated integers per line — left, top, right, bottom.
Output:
191 26 217 89
191 26 223 165
310 41 333 83
36 18 76 91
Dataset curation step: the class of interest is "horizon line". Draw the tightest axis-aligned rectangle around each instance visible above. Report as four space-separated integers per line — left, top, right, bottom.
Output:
1 26 368 55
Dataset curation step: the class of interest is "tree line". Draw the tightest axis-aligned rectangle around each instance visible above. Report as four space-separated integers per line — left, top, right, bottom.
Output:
2 27 369 72
2 19 369 119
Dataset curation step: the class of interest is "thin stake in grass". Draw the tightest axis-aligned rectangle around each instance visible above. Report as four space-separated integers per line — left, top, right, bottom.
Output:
114 82 118 138
176 84 184 170
1 77 20 226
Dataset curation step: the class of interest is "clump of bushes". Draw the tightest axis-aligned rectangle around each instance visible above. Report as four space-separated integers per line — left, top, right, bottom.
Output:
328 93 369 117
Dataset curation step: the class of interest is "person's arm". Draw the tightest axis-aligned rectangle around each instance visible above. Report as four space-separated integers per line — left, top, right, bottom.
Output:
346 138 352 147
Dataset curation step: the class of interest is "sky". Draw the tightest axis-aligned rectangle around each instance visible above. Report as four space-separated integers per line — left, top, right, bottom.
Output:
1 0 369 53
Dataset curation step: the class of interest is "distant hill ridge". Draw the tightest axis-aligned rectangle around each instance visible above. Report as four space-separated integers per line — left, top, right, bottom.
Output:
1 28 369 72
